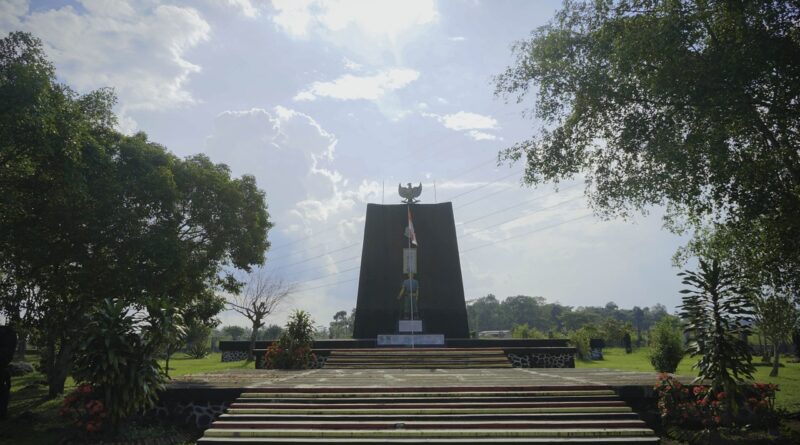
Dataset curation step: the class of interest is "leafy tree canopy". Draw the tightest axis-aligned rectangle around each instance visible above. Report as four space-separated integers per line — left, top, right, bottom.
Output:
495 0 800 286
0 32 272 395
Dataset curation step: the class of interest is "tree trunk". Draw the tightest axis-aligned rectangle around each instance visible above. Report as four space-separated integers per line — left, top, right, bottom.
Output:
13 333 26 361
47 341 73 398
769 342 780 377
248 323 258 361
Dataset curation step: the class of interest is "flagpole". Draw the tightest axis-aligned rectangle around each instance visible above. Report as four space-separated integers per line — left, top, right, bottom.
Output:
408 203 415 349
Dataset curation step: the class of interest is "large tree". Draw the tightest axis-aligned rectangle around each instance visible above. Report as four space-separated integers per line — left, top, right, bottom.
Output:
0 32 272 395
495 0 800 288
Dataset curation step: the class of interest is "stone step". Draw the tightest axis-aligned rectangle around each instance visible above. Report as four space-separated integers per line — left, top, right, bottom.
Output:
241 385 612 393
323 363 512 369
226 406 633 415
234 395 619 404
238 390 617 398
210 420 649 430
198 437 660 444
217 412 644 422
200 427 657 439
229 401 628 409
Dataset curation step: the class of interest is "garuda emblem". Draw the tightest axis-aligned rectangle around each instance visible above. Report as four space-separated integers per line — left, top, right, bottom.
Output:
398 182 422 204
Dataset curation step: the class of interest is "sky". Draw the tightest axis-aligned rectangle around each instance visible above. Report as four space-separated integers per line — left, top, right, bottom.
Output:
1 0 690 329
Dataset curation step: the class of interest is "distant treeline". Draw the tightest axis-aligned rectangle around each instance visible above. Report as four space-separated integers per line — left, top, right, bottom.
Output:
467 295 669 344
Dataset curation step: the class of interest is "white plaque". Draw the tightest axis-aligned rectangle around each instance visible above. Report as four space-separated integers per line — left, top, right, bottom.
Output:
377 334 445 346
402 248 417 274
398 319 423 332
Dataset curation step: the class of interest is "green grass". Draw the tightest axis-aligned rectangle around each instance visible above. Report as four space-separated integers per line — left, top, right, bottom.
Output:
159 352 252 377
577 347 800 412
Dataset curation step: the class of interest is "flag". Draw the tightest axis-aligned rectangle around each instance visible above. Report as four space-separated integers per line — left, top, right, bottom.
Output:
405 207 418 246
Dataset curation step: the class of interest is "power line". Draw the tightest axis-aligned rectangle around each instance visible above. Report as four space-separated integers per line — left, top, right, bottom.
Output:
281 255 361 278
459 214 594 254
269 242 361 271
295 277 359 293
459 193 584 227
269 225 338 251
446 169 523 202
456 181 581 211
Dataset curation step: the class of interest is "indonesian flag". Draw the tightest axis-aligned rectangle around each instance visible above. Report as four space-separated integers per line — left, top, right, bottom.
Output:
405 207 418 246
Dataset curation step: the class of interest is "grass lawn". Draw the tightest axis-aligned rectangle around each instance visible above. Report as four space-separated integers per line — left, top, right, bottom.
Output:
159 352 252 377
577 347 800 412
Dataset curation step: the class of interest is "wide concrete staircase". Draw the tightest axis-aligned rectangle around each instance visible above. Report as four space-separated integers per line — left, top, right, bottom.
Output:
197 385 659 444
323 347 512 369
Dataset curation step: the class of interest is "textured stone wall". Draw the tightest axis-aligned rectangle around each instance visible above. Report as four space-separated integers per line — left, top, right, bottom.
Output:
506 352 575 368
221 350 248 362
150 401 230 429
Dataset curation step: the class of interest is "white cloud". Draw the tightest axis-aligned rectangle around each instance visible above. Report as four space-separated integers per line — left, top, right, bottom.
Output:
1 0 211 132
342 57 363 71
220 0 260 18
422 110 501 141
448 36 466 41
467 130 500 141
271 0 438 41
442 111 498 131
294 68 420 102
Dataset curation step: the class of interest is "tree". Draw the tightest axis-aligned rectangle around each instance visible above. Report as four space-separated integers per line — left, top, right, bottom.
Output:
752 293 798 377
0 32 272 396
329 309 354 339
228 272 293 360
222 325 246 341
678 259 754 398
495 0 800 291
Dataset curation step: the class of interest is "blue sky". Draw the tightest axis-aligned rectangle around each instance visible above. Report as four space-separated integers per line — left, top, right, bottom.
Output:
2 0 689 328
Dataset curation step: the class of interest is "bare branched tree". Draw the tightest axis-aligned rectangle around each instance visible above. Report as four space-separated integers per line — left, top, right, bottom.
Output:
227 272 293 360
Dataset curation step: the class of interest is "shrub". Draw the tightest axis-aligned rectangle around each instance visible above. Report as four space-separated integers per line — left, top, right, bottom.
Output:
511 323 546 339
654 374 778 437
72 299 165 431
649 315 685 373
184 322 211 359
264 310 316 369
678 259 754 396
60 383 107 435
569 327 592 360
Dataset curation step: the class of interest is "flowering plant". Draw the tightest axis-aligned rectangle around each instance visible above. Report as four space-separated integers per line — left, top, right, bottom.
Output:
263 310 317 369
654 374 778 431
59 383 107 434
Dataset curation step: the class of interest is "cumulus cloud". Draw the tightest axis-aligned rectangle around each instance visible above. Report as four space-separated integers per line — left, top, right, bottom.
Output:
271 0 438 40
1 0 211 132
294 68 420 102
422 111 502 141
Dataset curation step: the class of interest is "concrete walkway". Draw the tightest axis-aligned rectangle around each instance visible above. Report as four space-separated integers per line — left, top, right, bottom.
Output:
171 368 671 391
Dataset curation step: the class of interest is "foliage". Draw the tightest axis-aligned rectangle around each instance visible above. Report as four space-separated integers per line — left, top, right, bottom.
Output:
184 321 211 359
511 323 546 339
495 0 800 296
752 293 798 377
221 325 246 341
329 309 355 339
649 315 685 373
59 383 107 435
0 31 271 396
569 326 594 360
466 294 667 337
678 259 755 396
71 299 165 431
263 310 316 370
655 374 778 439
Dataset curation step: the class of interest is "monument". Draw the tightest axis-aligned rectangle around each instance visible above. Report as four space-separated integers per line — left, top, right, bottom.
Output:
352 183 470 342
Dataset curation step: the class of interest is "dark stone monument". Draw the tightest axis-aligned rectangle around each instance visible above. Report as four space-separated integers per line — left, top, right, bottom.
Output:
352 200 469 339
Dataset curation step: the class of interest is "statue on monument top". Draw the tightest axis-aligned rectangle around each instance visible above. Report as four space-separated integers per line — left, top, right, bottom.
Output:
398 182 422 204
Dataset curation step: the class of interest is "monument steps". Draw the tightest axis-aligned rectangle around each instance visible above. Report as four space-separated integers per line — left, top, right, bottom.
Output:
197 386 659 444
323 347 513 369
